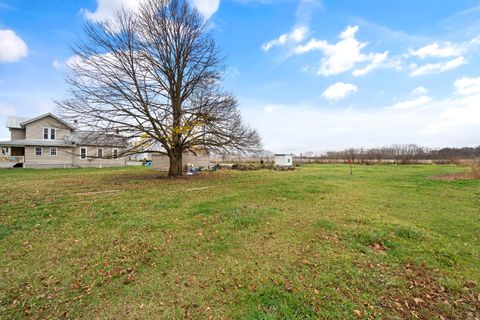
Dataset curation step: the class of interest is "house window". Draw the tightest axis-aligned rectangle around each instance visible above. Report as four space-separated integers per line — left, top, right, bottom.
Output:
80 147 87 160
43 128 56 140
113 149 118 159
50 147 57 156
35 147 43 156
97 148 103 158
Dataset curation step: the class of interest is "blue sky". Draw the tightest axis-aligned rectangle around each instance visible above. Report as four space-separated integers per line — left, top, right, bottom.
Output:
1 0 480 153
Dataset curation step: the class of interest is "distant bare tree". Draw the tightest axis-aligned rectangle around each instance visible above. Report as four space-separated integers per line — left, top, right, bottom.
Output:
319 144 480 164
57 0 261 176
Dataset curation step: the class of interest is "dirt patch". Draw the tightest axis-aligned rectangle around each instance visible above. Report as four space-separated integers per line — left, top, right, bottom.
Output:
367 243 387 253
105 170 229 184
105 171 167 182
70 190 123 196
429 173 473 181
379 263 480 319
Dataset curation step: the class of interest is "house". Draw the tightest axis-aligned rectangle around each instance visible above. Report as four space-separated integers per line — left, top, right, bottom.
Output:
152 150 211 171
275 154 294 167
0 113 127 168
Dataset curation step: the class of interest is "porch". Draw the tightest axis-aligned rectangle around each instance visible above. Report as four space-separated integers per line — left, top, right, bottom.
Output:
0 147 25 168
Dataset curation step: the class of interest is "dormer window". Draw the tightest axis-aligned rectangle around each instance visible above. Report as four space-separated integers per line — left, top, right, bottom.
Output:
43 128 56 140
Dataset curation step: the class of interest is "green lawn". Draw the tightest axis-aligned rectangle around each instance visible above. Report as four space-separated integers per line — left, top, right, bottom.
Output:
0 165 479 319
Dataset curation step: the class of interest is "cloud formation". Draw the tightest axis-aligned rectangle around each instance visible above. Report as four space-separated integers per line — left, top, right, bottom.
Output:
322 82 358 101
454 76 480 95
408 42 462 59
189 0 220 19
411 86 429 96
410 56 466 76
82 0 143 22
0 29 28 63
261 0 319 52
82 0 220 23
387 96 431 110
262 27 309 52
242 79 480 153
293 25 389 76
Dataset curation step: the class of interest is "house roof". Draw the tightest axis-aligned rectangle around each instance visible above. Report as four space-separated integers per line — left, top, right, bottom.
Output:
3 113 127 148
6 116 30 129
65 131 127 147
19 113 76 130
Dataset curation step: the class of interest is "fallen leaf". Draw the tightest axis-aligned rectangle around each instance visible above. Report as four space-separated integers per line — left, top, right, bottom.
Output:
464 280 477 289
284 282 293 292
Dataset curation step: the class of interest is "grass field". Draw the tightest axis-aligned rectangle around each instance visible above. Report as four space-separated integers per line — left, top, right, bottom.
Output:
0 164 479 319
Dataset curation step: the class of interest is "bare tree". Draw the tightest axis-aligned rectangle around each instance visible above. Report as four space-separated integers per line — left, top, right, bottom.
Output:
57 0 261 176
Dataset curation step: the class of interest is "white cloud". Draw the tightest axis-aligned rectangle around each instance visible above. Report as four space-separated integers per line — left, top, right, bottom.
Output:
189 0 220 19
65 55 84 68
410 56 466 76
241 91 480 153
83 0 220 23
386 96 431 110
411 86 429 96
454 76 480 95
322 82 358 101
262 26 309 52
82 0 144 22
352 51 389 76
294 25 389 76
261 0 319 53
409 42 461 59
0 29 28 63
245 76 478 152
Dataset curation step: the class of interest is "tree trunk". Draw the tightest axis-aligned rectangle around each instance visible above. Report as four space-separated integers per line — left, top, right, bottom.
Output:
168 151 183 177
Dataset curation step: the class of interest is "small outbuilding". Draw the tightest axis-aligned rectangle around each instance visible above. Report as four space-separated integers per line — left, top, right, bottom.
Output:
274 154 293 167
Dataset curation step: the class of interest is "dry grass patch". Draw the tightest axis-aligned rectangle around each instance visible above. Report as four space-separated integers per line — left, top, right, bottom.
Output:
430 160 480 180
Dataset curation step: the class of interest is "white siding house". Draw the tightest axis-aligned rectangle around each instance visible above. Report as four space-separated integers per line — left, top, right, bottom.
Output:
0 113 128 168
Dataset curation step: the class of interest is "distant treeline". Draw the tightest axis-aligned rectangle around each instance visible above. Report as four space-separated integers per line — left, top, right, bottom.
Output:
297 144 480 164
216 144 480 164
